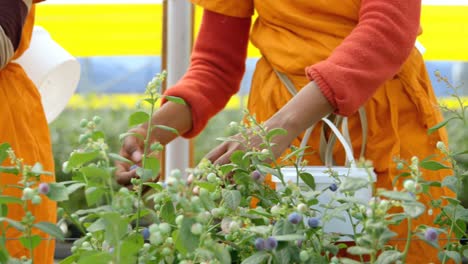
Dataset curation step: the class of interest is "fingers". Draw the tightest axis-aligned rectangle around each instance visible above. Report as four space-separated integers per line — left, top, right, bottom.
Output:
115 127 146 186
205 143 228 164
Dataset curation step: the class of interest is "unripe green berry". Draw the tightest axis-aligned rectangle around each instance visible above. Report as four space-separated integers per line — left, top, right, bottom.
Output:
31 195 42 205
191 223 203 235
206 173 217 183
299 250 309 262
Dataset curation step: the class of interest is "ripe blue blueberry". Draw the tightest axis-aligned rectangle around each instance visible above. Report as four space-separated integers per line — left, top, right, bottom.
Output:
288 212 303 224
254 238 265 251
424 228 438 242
38 183 50 195
265 237 278 250
142 228 150 240
329 183 338 192
307 217 320 228
251 170 262 181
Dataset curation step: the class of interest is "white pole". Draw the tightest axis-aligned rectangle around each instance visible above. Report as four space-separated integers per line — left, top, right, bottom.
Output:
165 0 192 179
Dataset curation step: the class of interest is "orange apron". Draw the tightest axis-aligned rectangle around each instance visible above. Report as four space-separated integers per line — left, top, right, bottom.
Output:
0 5 56 263
193 0 453 262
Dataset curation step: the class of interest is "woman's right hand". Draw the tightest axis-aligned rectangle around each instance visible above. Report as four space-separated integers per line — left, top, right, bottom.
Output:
115 126 146 187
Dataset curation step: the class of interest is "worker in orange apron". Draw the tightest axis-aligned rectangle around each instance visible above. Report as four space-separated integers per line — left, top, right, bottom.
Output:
116 1 452 262
0 1 56 263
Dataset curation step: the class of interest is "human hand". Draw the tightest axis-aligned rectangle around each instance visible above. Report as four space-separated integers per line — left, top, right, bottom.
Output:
115 126 146 187
205 121 295 166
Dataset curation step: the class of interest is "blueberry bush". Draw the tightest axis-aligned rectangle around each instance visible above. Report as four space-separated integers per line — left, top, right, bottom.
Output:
0 71 466 263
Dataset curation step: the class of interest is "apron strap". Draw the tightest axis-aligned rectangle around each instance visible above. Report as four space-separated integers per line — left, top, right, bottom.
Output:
272 68 368 166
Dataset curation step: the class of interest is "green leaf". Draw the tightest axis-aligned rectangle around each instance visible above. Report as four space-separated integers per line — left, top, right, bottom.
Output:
257 164 279 178
420 160 450 171
340 177 370 193
77 251 112 264
143 156 160 180
0 143 11 164
0 166 19 174
153 125 179 135
442 176 458 193
340 258 363 264
90 130 105 141
195 181 217 192
0 195 22 205
118 132 144 142
128 111 149 127
378 190 415 201
19 235 42 250
80 166 111 182
34 222 65 241
85 186 105 206
266 128 288 141
174 217 200 254
119 233 144 264
0 217 25 231
213 244 231 264
222 190 241 211
274 234 304 241
246 209 272 218
164 95 186 105
299 172 316 190
0 246 9 264
58 255 77 264
87 218 106 232
219 164 235 175
66 150 100 170
108 153 133 164
30 162 52 176
143 182 163 192
66 182 86 194
402 201 426 218
230 150 249 169
100 212 129 246
136 167 155 182
241 251 270 264
439 250 461 264
428 119 450 134
199 186 216 210
272 219 295 236
46 183 69 202
0 204 7 217
161 201 176 225
347 246 374 255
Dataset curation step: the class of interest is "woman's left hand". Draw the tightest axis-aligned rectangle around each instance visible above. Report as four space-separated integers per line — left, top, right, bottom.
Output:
205 120 295 165
205 81 334 166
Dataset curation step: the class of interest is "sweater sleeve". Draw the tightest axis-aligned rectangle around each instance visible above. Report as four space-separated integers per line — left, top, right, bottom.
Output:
0 0 31 69
162 10 251 138
305 0 421 116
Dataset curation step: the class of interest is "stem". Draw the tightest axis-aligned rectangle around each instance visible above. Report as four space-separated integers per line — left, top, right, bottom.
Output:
401 217 412 263
441 206 458 264
135 95 156 230
346 209 364 263
28 226 35 263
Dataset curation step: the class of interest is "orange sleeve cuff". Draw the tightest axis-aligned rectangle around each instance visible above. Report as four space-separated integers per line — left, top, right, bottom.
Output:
162 10 251 138
306 0 421 116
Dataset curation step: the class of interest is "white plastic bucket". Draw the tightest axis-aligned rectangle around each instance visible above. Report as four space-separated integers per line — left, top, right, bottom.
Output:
274 166 375 240
273 118 376 240
14 26 80 123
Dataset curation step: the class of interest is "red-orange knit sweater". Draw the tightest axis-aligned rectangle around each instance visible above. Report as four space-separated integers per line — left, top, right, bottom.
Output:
163 2 420 138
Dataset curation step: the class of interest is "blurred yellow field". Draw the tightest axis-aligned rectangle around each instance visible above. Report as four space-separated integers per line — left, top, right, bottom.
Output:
35 3 468 60
67 94 465 110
